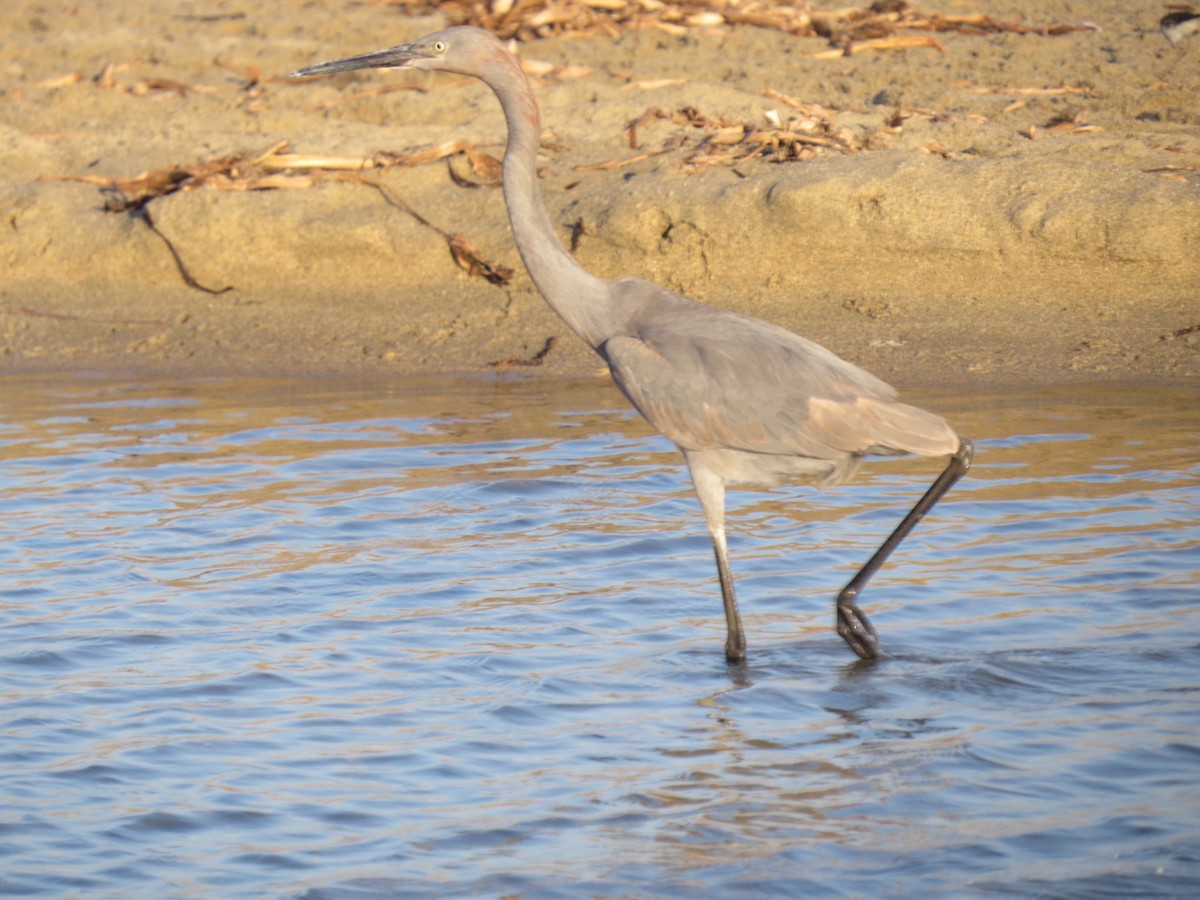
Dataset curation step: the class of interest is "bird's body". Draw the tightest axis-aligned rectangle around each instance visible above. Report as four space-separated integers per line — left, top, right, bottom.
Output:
294 26 973 663
597 279 959 481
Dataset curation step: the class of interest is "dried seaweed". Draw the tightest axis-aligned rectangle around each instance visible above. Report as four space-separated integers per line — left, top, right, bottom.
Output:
90 61 202 97
44 142 514 290
43 143 314 213
487 335 558 366
1041 108 1101 135
588 102 856 170
329 172 513 285
140 205 234 295
1145 161 1198 185
390 0 1096 52
1163 323 1200 339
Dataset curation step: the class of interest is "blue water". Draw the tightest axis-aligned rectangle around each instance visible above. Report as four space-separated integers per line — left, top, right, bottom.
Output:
1 375 1197 897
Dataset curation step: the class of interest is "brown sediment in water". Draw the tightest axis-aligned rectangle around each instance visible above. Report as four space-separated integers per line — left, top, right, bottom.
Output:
2 1 1197 387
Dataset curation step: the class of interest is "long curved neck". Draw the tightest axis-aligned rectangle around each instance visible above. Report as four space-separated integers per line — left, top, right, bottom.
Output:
484 52 614 348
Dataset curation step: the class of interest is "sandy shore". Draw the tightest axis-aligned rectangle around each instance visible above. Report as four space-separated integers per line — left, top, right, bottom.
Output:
2 1 1197 388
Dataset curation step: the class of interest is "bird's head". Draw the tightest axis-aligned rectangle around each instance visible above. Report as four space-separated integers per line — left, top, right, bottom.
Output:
291 26 507 80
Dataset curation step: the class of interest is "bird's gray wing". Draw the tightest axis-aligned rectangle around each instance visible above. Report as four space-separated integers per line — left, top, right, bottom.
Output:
600 287 956 459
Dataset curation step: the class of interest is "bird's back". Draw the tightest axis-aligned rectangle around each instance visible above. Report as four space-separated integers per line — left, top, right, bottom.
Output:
598 278 959 483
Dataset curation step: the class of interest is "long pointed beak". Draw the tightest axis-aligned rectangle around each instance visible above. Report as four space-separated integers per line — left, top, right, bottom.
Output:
291 43 424 79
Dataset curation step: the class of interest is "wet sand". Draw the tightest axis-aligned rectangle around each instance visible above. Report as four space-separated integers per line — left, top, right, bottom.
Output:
2 1 1197 387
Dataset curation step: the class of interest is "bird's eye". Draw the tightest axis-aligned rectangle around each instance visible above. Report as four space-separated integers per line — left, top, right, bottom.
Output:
432 41 447 53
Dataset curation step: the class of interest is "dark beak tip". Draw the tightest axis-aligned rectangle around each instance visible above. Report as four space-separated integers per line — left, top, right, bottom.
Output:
289 47 419 80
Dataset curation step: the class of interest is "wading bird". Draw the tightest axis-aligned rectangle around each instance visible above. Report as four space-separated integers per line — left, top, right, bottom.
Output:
293 26 974 663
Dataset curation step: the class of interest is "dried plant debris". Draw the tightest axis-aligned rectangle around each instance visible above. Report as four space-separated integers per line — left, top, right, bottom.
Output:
392 0 1096 52
1160 5 1200 45
138 205 234 295
584 103 856 170
91 61 199 96
965 84 1099 98
488 335 558 367
356 174 513 283
1041 108 1101 135
44 142 513 291
1145 156 1199 184
44 143 310 213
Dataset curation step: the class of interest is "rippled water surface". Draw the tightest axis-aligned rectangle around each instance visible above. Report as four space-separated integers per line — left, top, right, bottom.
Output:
1 375 1197 897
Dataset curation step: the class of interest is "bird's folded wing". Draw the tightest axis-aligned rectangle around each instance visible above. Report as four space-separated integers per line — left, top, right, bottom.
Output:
601 319 956 459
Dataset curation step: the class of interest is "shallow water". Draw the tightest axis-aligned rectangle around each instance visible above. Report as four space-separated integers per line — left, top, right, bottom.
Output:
0 374 1197 897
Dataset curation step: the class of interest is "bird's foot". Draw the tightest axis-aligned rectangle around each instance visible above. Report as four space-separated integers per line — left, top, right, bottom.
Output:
836 601 881 660
725 636 747 665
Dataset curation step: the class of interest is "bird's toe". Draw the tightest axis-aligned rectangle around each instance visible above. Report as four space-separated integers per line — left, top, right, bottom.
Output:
837 603 881 660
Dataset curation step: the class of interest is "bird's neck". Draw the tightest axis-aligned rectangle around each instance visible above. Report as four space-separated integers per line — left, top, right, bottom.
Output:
488 55 614 348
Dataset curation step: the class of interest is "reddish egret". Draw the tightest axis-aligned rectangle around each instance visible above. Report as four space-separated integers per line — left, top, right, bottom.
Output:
293 27 974 663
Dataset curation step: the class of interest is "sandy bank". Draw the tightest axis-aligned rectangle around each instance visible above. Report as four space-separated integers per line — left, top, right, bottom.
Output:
2 1 1197 387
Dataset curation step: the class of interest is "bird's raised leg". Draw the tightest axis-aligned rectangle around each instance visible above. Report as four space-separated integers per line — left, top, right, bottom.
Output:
836 439 975 659
687 457 746 663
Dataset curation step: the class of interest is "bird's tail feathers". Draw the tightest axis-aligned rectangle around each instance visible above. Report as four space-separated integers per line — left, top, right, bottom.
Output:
854 397 961 458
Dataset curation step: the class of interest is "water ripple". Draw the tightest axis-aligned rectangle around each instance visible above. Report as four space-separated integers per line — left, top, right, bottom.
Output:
0 376 1196 896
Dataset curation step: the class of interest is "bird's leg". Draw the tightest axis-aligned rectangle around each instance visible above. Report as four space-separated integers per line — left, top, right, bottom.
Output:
836 440 974 660
687 459 746 663
711 524 746 664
